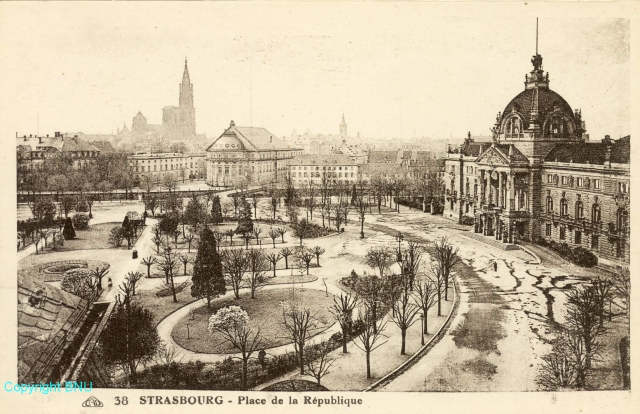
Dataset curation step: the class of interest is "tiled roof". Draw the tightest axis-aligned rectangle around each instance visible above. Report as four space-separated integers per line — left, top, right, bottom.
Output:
451 141 493 157
18 274 85 382
543 136 630 165
368 151 397 163
207 126 295 152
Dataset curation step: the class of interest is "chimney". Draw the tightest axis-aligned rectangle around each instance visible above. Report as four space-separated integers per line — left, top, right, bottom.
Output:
39 137 42 144
270 136 272 143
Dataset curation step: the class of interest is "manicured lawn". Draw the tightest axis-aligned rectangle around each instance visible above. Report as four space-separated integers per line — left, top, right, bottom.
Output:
134 279 198 326
171 288 334 354
35 222 143 253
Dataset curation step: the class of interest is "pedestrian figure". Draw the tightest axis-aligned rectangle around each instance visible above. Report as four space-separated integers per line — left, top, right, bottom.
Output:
107 277 113 289
493 262 498 272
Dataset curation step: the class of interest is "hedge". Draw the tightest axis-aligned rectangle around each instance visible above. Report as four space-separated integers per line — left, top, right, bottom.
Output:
535 238 598 267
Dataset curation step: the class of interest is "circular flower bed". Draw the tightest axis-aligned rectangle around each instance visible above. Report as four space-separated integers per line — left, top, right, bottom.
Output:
43 262 88 274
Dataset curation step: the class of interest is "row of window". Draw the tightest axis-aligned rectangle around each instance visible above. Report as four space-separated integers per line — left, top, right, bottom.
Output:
292 172 355 178
546 196 628 229
545 224 598 248
136 164 196 172
292 165 355 171
546 174 602 190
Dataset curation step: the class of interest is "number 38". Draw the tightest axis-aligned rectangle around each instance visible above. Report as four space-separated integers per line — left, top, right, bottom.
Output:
115 396 129 405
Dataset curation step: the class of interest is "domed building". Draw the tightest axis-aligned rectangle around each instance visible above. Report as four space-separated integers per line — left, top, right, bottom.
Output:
205 121 303 187
445 50 629 269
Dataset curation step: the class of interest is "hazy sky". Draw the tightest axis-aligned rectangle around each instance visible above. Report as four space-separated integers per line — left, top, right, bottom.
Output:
0 3 630 142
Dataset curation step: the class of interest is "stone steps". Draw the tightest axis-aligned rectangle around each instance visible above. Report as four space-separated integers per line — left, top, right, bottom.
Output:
461 231 520 251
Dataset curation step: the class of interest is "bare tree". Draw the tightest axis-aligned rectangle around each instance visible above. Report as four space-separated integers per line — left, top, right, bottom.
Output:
330 291 360 353
126 271 143 296
564 285 608 388
310 246 326 267
221 248 249 299
427 259 446 316
299 250 314 275
305 342 339 385
242 232 253 250
611 267 630 318
536 328 579 390
224 229 235 246
365 245 394 277
91 265 110 292
246 249 269 298
412 274 438 335
390 273 420 355
591 276 613 327
140 255 157 279
252 227 262 244
179 255 191 275
184 233 195 253
355 274 385 333
158 244 181 302
432 237 460 301
208 306 263 390
305 197 318 220
353 313 388 379
268 229 279 248
280 247 293 269
266 252 282 277
281 293 320 375
212 230 224 251
276 226 288 243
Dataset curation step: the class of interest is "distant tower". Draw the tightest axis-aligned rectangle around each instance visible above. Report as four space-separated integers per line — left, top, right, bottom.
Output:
179 59 196 136
340 113 347 140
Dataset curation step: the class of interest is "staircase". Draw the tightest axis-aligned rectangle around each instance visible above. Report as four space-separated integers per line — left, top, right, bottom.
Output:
462 231 520 251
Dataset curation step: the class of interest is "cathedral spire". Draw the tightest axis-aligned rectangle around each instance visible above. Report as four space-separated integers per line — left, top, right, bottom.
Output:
181 58 191 88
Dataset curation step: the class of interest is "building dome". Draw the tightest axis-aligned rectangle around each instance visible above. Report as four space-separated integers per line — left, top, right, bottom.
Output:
495 53 584 140
211 133 245 151
499 88 575 131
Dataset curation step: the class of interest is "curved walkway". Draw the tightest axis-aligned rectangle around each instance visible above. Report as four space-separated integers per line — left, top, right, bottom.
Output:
155 278 345 364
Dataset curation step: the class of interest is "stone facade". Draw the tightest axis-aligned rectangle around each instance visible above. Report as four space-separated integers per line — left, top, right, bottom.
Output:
128 152 206 183
205 121 303 187
444 51 630 268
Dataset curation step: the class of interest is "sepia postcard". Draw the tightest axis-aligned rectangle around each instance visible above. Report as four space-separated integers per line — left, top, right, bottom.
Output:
0 2 637 414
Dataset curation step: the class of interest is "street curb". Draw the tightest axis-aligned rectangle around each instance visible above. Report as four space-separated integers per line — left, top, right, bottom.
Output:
363 274 461 392
516 245 542 265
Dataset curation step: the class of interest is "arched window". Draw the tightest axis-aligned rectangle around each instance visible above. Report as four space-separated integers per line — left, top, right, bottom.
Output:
575 201 584 219
560 199 568 216
592 204 601 223
546 196 553 213
617 208 628 232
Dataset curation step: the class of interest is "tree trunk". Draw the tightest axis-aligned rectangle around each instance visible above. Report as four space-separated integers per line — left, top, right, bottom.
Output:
299 346 305 375
401 329 406 355
437 290 442 316
366 351 371 378
242 359 248 391
424 312 428 335
444 274 449 301
342 327 348 353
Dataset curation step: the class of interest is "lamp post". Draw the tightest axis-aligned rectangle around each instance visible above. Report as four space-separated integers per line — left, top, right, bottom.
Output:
420 313 425 346
396 232 404 260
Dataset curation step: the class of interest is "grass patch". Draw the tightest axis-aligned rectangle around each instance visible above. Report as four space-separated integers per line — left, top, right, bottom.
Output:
461 355 498 380
35 222 143 253
451 305 506 354
134 280 198 326
171 288 334 354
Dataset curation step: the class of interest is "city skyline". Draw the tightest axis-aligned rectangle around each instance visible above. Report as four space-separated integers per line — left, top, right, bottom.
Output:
0 4 630 142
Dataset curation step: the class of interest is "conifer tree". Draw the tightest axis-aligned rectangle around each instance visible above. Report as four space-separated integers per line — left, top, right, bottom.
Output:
191 228 226 309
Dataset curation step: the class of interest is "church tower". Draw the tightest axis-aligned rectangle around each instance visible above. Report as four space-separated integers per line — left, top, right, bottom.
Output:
340 113 347 140
178 59 196 136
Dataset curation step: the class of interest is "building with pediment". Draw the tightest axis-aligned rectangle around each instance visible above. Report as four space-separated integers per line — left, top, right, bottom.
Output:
444 50 629 268
205 121 303 187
